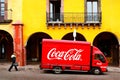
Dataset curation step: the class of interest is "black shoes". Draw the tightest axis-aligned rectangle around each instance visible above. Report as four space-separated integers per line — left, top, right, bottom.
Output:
8 70 11 72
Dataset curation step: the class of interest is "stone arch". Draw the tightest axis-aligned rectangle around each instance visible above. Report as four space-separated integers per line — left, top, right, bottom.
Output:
26 32 52 64
61 32 86 41
93 32 119 66
0 30 13 62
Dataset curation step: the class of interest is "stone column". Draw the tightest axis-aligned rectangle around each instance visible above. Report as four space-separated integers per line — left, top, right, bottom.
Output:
12 22 25 66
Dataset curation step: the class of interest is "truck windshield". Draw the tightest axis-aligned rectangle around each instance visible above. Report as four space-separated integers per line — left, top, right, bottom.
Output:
94 54 106 63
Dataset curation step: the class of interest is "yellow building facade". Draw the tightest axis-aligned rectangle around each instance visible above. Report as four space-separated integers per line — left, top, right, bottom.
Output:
0 0 120 66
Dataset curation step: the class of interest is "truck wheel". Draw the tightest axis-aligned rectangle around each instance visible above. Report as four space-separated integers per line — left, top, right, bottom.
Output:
92 68 101 75
53 67 62 74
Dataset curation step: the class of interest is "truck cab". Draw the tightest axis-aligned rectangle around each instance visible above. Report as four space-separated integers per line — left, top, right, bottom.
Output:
91 46 108 74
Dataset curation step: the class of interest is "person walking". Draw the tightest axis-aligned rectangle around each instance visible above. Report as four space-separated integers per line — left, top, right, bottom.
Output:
8 53 18 72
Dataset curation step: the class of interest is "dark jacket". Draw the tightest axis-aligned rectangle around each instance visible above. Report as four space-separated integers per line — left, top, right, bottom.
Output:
11 57 16 63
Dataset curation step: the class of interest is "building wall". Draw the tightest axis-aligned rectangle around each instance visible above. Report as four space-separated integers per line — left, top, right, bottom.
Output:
0 0 23 37
22 0 120 66
0 0 23 64
11 0 23 22
101 0 120 39
22 0 120 44
0 0 119 66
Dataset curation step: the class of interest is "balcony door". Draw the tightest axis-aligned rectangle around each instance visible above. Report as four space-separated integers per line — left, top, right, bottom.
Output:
86 0 99 22
49 0 61 21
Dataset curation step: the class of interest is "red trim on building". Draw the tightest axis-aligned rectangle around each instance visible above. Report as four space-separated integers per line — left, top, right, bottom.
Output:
12 22 25 66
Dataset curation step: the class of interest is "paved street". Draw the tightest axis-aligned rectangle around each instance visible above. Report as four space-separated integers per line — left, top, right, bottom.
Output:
0 63 120 80
0 68 120 80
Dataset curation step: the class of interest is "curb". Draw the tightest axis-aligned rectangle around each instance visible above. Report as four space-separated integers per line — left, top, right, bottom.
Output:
107 67 120 73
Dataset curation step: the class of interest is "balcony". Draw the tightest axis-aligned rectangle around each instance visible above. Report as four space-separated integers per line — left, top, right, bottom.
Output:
46 12 101 28
0 9 12 23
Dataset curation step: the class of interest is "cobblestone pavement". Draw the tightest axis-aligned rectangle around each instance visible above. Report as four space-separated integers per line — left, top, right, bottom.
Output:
0 62 120 73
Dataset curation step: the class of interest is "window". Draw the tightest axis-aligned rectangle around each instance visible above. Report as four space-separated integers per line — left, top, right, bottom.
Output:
50 0 61 21
94 54 106 63
0 0 5 21
47 0 63 22
0 43 5 59
0 0 12 23
86 0 100 22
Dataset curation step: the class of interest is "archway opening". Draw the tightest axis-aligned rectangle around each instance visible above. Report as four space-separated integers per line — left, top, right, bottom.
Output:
93 32 119 66
26 32 52 64
62 32 86 41
0 30 13 62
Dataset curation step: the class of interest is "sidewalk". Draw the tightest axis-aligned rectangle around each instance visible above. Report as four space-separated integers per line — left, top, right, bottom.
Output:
0 63 120 73
0 63 40 71
107 66 120 73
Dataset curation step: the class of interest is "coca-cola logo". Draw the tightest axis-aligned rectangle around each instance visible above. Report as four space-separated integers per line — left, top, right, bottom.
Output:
47 48 83 61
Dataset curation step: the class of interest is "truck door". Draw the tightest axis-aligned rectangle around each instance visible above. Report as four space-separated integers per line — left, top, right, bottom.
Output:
92 53 108 73
93 54 106 66
95 54 106 62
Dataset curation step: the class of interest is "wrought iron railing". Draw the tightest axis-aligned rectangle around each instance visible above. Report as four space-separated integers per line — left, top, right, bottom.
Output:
85 12 101 23
0 9 12 23
46 12 101 24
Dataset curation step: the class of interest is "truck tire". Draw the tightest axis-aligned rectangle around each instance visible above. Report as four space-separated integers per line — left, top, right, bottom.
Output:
53 67 62 74
92 68 101 75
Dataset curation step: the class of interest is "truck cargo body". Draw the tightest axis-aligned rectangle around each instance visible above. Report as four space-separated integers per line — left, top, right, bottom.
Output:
40 39 108 74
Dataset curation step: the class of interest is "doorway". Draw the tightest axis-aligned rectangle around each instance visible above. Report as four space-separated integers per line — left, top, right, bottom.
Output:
0 30 13 62
26 32 52 64
93 32 119 66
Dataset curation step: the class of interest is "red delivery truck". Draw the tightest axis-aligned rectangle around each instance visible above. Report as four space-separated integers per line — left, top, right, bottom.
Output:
40 39 108 75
